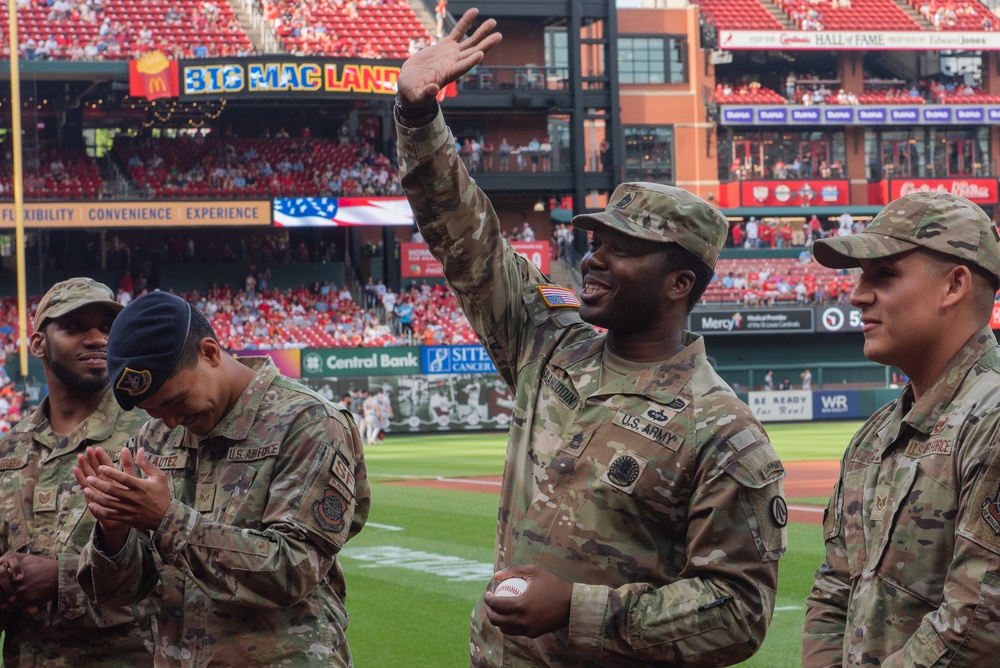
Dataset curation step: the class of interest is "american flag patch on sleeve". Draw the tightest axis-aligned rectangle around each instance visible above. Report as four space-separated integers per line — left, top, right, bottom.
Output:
538 285 581 309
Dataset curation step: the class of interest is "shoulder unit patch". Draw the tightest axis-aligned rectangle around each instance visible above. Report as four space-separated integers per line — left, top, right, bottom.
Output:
537 285 580 309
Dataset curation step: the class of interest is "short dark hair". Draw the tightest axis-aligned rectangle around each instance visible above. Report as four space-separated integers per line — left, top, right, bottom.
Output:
175 306 219 371
922 248 999 324
663 244 715 313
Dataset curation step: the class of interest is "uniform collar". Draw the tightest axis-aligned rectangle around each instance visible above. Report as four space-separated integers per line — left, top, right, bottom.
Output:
550 330 705 403
14 389 128 456
880 326 998 442
202 356 277 442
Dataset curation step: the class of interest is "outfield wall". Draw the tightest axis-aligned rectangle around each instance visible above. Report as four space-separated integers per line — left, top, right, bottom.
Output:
7 340 900 432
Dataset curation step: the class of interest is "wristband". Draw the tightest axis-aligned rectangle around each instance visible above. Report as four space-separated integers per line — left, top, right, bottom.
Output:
395 93 439 122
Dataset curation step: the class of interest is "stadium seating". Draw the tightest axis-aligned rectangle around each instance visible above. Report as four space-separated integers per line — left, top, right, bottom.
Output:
715 83 787 105
114 135 400 199
702 257 855 305
693 0 784 30
263 0 430 59
0 148 102 200
0 0 253 60
908 0 1000 31
857 90 926 104
780 0 922 31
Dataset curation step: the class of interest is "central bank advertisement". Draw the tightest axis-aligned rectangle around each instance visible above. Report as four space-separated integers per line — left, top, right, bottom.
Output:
299 344 512 432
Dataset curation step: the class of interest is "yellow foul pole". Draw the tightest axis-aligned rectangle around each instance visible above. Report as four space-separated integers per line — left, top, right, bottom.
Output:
7 0 27 377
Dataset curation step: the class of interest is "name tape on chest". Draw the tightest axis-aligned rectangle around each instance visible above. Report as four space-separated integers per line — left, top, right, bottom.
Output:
145 452 189 470
227 442 280 462
542 367 579 410
613 409 681 450
0 455 27 470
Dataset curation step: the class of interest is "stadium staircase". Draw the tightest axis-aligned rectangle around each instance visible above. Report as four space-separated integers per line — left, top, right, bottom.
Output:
409 0 443 39
756 0 799 29
547 257 581 294
890 0 934 29
227 0 282 54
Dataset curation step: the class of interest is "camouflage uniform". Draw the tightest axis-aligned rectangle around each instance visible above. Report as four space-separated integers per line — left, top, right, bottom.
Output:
78 356 370 667
0 390 155 666
397 110 786 666
804 193 1000 666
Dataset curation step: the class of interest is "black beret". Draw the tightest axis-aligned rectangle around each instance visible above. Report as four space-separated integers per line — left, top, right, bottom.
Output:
108 291 192 410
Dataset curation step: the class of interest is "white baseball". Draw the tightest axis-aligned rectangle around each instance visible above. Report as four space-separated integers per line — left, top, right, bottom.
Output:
493 577 528 597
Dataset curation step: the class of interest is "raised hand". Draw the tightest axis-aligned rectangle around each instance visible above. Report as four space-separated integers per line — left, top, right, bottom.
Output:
396 7 502 108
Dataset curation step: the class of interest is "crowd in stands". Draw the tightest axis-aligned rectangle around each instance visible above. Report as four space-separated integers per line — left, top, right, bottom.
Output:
261 0 430 59
717 73 1000 107
912 0 999 31
0 145 103 199
3 0 437 61
114 130 401 199
4 0 253 61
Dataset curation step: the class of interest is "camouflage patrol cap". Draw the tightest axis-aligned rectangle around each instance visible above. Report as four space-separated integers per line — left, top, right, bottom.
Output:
107 291 192 410
571 182 729 268
814 192 1000 281
33 277 123 330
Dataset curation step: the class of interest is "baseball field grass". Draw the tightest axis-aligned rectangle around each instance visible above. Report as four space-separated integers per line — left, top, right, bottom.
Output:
345 421 863 667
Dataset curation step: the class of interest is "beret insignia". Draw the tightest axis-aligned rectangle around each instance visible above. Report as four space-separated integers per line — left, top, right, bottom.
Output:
116 367 153 397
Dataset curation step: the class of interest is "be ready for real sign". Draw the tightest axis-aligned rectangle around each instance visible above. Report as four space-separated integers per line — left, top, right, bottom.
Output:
748 391 813 422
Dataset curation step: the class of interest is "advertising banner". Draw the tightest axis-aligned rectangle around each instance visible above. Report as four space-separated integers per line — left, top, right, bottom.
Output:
721 104 1000 127
740 180 849 207
422 345 498 375
180 58 401 100
230 349 302 378
301 347 421 378
688 308 814 335
993 304 1000 330
718 30 1000 51
889 178 998 205
401 241 551 278
401 243 444 278
274 197 414 227
0 201 271 229
748 390 813 422
299 373 514 432
815 305 863 333
812 390 861 420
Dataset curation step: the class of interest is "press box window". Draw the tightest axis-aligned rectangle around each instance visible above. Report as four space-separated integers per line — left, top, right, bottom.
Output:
618 36 687 85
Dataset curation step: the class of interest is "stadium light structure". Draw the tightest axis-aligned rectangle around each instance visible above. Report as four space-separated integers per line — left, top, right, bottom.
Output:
7 0 28 378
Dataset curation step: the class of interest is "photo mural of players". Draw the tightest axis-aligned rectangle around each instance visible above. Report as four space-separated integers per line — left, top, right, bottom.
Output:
299 373 514 433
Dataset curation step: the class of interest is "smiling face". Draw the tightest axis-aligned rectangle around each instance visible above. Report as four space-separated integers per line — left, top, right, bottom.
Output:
849 251 950 373
32 303 118 395
136 343 227 435
579 226 674 338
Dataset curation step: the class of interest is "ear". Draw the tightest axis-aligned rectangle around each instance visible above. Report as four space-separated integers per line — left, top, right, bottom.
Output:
28 330 46 360
941 265 973 310
200 337 224 367
666 269 696 304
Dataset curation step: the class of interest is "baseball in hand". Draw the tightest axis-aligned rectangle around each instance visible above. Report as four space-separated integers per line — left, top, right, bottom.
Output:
493 577 528 597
